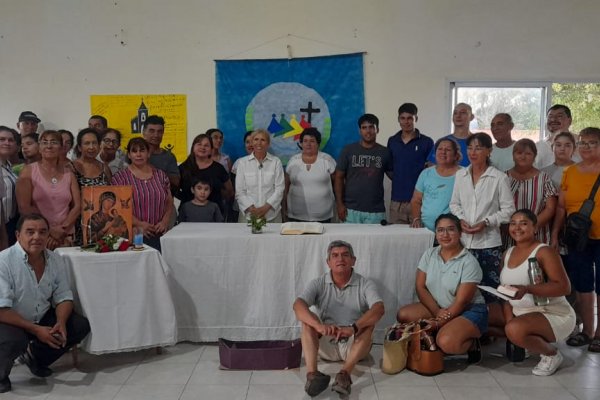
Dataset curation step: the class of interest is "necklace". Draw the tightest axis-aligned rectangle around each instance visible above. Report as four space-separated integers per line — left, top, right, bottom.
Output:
39 162 60 185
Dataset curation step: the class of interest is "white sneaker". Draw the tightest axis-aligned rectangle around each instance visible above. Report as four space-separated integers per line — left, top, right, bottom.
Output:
532 350 563 376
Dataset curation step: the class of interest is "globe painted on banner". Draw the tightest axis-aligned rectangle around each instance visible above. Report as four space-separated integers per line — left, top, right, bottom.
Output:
245 82 331 164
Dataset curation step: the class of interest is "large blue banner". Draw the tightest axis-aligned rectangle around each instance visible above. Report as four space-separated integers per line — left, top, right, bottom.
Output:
216 53 364 164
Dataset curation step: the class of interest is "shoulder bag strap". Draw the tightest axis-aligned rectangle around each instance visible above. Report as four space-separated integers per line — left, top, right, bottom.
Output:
578 174 600 216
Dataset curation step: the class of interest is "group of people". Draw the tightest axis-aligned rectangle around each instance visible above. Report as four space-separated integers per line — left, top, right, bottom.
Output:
395 103 599 359
291 102 599 396
295 208 576 397
0 102 599 394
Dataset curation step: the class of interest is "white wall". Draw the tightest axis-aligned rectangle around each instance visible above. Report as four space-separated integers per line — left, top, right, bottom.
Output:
1 0 599 144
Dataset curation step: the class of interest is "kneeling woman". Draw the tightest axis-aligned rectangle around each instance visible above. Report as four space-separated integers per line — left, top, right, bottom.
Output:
397 213 487 362
500 209 574 376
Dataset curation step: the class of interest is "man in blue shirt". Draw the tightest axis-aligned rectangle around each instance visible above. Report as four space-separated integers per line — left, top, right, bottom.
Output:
0 214 90 393
427 103 474 167
387 103 434 224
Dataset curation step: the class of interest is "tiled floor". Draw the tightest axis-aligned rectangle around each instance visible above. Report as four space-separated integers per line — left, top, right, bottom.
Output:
5 340 600 399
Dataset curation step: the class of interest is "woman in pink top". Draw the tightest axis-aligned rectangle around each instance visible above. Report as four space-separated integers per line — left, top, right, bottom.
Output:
112 138 173 251
16 130 81 249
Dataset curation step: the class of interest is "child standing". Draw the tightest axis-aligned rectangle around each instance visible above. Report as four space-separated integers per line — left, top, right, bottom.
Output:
178 178 224 222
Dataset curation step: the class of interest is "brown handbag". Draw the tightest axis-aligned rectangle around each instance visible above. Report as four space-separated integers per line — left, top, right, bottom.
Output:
406 319 444 376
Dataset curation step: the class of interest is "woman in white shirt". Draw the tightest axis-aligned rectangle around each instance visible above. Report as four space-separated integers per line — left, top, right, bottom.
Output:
450 132 515 318
235 129 285 222
283 128 336 222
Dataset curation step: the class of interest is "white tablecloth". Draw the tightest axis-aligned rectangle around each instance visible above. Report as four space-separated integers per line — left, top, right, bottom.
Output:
161 223 434 342
56 247 177 354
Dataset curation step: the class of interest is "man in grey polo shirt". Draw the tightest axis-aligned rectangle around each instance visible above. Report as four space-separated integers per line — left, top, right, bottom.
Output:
0 214 90 393
293 240 384 397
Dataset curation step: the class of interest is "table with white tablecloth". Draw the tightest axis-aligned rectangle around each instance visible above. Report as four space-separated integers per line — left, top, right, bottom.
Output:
56 247 177 354
161 223 434 342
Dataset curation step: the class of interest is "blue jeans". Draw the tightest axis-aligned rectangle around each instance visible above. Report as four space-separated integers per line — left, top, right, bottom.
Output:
566 239 600 294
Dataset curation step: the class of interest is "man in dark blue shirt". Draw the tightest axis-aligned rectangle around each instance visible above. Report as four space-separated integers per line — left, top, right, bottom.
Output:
387 103 433 224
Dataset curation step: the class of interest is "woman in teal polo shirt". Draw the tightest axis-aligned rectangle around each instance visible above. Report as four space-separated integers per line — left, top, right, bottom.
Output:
397 213 488 363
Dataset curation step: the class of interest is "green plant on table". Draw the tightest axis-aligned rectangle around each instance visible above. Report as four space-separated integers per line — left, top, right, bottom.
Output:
250 215 267 233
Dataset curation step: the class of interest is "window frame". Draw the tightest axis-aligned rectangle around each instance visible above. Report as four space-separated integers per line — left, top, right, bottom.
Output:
449 81 552 140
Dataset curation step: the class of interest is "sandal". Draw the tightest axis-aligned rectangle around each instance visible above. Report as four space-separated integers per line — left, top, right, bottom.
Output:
588 337 600 353
566 332 591 347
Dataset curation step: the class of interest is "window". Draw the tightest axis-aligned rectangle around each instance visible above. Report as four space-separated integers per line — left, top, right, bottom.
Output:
450 82 549 142
451 81 600 141
552 83 600 133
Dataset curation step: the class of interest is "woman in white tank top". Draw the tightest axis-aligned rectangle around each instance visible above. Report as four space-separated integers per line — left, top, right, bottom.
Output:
498 209 574 376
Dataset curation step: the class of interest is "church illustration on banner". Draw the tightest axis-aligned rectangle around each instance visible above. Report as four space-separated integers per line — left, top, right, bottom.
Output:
130 99 149 133
245 82 331 164
268 101 320 140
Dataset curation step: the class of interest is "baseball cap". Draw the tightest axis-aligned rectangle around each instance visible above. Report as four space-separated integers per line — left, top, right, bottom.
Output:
18 111 41 123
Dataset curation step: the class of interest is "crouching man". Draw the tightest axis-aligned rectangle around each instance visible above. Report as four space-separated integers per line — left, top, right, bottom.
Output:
0 214 91 393
293 240 384 397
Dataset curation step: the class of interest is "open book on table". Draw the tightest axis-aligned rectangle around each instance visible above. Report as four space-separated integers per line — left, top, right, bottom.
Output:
280 222 324 235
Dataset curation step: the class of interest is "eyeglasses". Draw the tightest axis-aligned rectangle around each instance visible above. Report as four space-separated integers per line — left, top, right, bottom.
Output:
40 140 60 147
577 141 599 149
435 226 459 234
102 139 119 145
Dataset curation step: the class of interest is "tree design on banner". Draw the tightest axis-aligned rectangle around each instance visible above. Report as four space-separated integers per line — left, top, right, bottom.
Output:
216 53 364 164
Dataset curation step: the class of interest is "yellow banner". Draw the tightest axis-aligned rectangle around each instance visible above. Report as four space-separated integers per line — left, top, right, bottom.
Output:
90 94 187 163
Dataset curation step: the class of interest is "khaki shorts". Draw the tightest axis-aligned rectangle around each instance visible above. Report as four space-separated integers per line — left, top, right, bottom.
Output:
389 201 411 224
318 334 355 361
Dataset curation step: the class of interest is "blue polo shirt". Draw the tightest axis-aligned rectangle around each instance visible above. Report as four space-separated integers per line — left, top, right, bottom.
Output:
427 134 471 167
387 129 434 202
0 243 73 323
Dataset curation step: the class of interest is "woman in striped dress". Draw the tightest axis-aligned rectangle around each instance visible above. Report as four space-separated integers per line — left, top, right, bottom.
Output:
112 138 173 251
504 139 557 248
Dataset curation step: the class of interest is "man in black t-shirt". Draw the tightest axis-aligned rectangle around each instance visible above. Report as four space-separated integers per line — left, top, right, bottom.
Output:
334 114 392 223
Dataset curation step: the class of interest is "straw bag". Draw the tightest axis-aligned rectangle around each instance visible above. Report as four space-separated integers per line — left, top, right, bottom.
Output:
406 319 444 376
381 322 415 374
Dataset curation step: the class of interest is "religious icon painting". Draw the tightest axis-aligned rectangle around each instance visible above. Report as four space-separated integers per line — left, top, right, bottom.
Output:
81 186 134 245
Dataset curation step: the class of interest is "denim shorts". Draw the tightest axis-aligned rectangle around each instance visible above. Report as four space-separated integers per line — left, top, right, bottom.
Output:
565 239 600 294
461 303 489 334
345 209 386 224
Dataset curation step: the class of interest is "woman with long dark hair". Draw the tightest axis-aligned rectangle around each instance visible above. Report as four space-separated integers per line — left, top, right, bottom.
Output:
177 133 233 216
397 213 487 363
501 209 574 375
